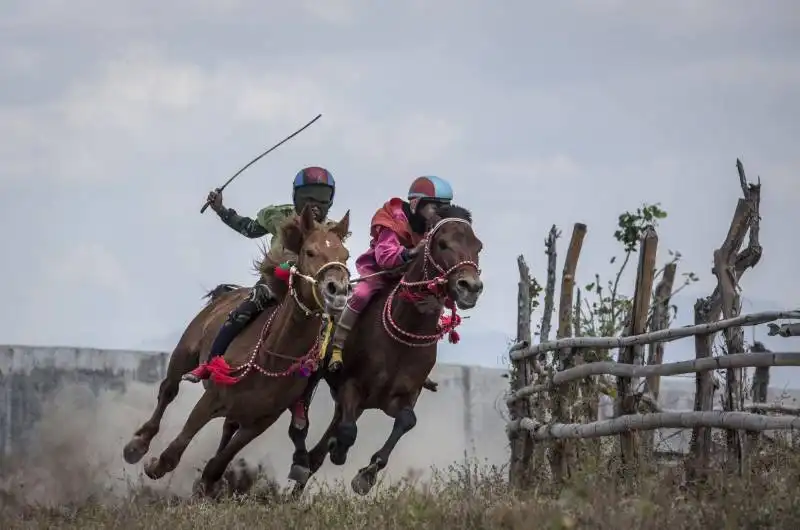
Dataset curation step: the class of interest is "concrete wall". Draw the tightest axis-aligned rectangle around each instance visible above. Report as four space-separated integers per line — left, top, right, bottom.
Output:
2 345 799 498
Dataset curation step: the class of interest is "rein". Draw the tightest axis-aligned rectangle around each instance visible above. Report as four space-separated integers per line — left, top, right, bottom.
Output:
381 217 480 347
209 260 349 385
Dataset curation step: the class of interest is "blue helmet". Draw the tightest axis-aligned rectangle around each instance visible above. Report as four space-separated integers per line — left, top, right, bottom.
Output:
407 176 453 203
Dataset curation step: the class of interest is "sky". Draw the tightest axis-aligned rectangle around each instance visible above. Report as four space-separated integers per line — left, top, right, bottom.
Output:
2 1 799 374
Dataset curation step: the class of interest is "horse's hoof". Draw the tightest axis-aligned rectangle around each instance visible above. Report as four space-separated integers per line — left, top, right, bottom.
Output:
327 437 347 466
143 457 162 480
288 464 311 484
351 471 375 496
192 477 223 499
123 436 149 464
290 482 307 500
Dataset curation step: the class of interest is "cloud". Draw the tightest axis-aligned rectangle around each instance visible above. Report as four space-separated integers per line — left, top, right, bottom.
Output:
44 243 131 298
1 0 798 356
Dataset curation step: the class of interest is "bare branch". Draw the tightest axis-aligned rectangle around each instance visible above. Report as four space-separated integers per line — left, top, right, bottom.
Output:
744 404 800 416
510 310 800 360
508 411 800 440
645 261 677 402
539 225 559 343
508 351 800 403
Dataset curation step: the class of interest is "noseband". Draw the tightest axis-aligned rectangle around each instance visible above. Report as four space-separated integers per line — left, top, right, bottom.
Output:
382 217 481 347
286 260 351 317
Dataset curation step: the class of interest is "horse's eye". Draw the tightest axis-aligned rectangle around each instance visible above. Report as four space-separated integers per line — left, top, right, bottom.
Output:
305 249 316 258
438 239 448 251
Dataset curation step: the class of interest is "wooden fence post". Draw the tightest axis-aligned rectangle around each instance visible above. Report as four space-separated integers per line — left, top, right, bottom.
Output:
616 226 657 482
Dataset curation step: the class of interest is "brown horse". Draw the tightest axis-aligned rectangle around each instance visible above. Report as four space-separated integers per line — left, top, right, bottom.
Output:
122 205 351 494
289 204 483 496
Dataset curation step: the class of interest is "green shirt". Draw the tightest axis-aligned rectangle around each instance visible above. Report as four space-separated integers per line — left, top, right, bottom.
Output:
217 204 346 263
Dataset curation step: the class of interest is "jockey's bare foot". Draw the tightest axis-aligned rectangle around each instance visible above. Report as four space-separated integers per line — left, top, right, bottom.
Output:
182 363 211 383
423 378 438 392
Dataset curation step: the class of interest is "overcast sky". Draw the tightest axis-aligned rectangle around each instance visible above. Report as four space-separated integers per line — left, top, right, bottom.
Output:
2 1 798 366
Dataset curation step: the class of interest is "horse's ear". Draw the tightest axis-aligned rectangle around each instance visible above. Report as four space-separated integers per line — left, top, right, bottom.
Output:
330 210 350 241
299 203 316 235
280 216 303 255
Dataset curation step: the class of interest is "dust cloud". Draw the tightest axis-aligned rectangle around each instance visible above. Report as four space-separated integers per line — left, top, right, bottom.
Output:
1 370 505 506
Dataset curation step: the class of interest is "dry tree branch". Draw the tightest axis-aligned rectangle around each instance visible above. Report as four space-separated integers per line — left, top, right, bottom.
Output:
508 411 800 440
508 351 800 403
511 310 800 360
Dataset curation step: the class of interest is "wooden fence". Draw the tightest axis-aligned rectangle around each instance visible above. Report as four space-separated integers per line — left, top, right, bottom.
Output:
506 159 800 487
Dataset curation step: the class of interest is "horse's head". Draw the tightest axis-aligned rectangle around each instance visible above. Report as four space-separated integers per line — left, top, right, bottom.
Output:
422 204 484 310
280 204 352 315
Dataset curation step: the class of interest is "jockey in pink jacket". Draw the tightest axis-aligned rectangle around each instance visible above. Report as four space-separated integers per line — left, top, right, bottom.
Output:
326 175 454 373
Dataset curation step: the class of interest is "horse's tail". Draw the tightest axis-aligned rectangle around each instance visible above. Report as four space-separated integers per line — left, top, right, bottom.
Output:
203 283 243 305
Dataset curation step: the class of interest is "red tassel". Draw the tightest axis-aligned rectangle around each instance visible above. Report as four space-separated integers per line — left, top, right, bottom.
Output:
208 356 240 385
274 266 291 283
448 330 460 344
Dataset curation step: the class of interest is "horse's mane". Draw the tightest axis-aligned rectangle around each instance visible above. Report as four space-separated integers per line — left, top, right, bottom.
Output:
202 283 243 306
251 214 350 297
437 203 472 224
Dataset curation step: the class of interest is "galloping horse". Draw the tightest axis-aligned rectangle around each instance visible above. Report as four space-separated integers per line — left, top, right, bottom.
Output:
122 205 352 495
288 204 484 496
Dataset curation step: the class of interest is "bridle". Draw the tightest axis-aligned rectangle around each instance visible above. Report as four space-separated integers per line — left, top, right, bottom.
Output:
382 217 481 347
286 260 351 317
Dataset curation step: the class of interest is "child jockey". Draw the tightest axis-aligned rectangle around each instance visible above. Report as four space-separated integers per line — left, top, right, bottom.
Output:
326 176 454 388
183 166 338 383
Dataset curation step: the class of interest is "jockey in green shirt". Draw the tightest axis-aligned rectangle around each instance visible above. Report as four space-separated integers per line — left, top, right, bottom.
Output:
182 166 337 383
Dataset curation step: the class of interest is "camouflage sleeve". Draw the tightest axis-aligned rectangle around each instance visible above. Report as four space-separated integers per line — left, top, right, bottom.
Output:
216 207 269 239
255 204 296 236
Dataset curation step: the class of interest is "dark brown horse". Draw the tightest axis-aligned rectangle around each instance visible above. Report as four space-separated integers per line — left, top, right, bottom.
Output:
122 205 352 495
289 204 483 496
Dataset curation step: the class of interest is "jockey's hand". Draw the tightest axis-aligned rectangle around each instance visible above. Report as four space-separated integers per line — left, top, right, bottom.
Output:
408 239 427 259
207 189 224 212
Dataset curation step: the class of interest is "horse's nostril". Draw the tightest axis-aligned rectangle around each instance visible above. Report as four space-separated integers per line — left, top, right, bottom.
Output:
457 278 483 294
326 281 337 295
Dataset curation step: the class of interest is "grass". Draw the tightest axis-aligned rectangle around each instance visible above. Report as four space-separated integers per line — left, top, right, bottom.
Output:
3 450 800 529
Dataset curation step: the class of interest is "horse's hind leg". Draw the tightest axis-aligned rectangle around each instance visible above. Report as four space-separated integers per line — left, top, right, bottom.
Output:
123 346 196 464
216 418 239 454
351 395 417 496
143 390 221 480
195 413 281 498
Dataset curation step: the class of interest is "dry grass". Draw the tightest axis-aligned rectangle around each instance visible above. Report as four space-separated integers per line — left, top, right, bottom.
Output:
4 449 800 530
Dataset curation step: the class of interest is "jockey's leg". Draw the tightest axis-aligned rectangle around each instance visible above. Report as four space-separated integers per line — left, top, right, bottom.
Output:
327 279 377 372
182 280 274 383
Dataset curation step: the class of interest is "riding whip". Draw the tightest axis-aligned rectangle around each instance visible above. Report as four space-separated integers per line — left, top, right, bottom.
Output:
200 113 323 213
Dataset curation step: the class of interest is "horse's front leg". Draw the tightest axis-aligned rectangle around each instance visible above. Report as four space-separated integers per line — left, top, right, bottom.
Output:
329 379 362 466
351 394 417 496
287 371 327 485
287 399 312 484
